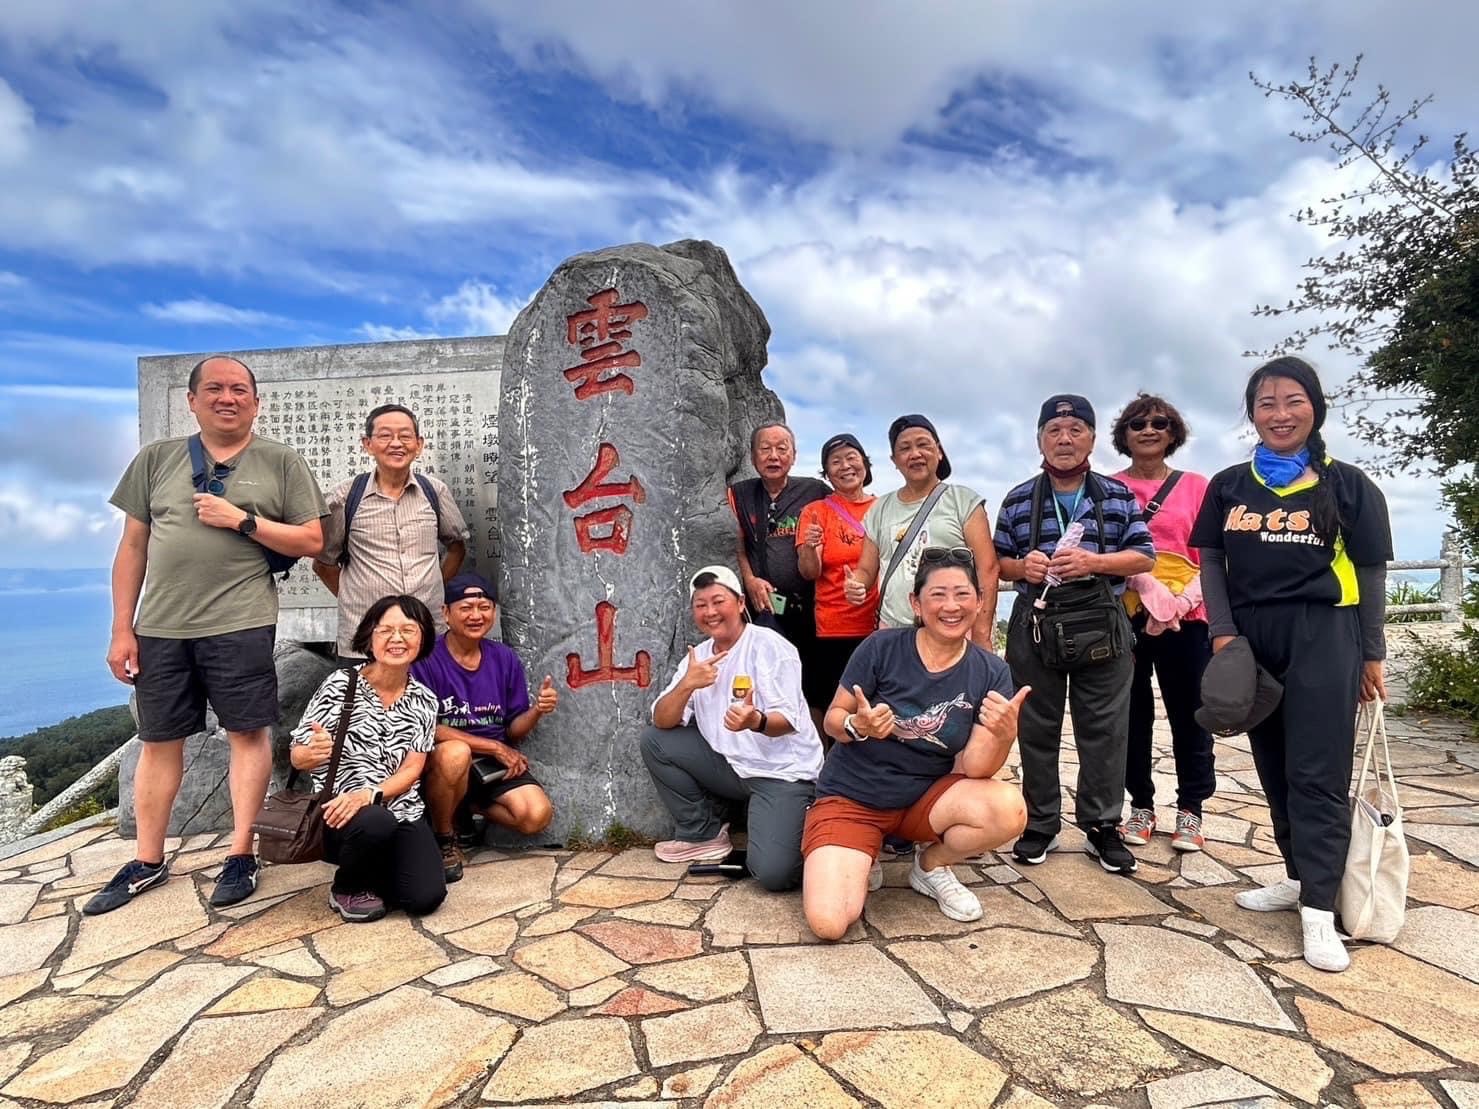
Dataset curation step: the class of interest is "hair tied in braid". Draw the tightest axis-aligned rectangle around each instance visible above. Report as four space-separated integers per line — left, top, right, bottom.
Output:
1244 356 1344 543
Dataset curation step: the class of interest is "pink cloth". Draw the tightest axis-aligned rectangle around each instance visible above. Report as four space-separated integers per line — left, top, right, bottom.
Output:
1127 571 1206 634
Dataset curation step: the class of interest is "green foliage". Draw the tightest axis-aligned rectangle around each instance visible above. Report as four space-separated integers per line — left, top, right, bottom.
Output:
563 820 655 852
0 704 134 808
1406 625 1479 731
43 795 105 832
1385 579 1442 623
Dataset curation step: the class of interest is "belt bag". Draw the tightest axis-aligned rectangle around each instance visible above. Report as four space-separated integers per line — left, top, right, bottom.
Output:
1030 578 1126 671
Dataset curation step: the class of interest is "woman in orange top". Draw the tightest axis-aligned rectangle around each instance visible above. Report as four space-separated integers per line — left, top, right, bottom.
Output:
797 434 880 721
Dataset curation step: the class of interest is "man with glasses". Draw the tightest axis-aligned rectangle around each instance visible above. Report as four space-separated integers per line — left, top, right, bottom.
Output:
315 404 469 663
95 354 326 915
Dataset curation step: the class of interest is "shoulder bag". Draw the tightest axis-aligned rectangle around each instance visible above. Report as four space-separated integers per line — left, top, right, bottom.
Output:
875 483 951 628
1338 698 1409 942
1027 473 1127 670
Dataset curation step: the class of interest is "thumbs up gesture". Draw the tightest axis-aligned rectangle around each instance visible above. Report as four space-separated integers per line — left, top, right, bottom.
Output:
850 684 895 739
843 564 868 606
723 685 762 733
535 674 559 715
977 686 1032 743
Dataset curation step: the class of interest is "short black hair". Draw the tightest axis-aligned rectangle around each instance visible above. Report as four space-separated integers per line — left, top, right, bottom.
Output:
690 571 721 591
187 355 258 395
350 594 437 661
1110 393 1189 457
364 404 422 439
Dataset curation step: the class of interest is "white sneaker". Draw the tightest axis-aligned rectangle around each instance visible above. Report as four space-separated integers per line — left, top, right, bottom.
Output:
908 848 982 922
868 859 883 892
1235 877 1301 912
1300 906 1350 972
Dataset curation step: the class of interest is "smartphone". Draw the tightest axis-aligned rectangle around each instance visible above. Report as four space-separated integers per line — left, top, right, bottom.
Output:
770 594 787 616
687 849 749 878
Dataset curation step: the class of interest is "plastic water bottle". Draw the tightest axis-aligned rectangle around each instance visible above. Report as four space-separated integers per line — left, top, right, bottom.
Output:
1034 522 1085 609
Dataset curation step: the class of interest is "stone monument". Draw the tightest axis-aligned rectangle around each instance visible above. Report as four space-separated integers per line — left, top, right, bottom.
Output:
0 756 34 841
499 239 781 840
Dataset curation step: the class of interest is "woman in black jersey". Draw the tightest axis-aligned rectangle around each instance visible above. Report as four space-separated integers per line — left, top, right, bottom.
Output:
1190 357 1392 973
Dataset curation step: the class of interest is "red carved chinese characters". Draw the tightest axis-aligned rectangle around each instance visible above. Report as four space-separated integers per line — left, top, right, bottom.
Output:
564 442 647 555
566 601 652 689
563 289 649 399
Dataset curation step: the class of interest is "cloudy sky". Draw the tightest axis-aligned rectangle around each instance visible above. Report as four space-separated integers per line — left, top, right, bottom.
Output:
1 1 1472 569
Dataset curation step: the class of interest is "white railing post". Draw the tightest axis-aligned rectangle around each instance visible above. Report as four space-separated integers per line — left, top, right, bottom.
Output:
1438 530 1466 622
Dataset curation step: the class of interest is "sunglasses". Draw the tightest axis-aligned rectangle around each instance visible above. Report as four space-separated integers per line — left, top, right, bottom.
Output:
920 545 975 567
199 461 232 495
1128 417 1171 432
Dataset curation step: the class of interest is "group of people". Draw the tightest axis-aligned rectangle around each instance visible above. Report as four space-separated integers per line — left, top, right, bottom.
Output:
92 351 1391 974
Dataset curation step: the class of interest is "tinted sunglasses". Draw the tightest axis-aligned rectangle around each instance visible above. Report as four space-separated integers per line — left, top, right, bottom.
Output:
198 461 232 495
920 545 975 568
1128 417 1171 432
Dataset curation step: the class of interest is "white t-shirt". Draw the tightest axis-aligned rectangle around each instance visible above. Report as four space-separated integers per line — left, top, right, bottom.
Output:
652 624 823 782
864 483 985 628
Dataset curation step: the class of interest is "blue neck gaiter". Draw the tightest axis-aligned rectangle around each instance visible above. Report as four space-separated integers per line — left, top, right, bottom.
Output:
1252 444 1311 487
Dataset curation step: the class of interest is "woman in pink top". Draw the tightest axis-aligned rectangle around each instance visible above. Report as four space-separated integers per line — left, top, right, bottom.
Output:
1111 394 1215 853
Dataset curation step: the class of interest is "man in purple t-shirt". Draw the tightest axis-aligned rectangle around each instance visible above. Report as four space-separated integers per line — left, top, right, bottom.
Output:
414 573 558 881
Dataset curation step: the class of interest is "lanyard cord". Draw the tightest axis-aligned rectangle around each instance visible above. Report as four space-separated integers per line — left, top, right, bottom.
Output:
1051 482 1085 537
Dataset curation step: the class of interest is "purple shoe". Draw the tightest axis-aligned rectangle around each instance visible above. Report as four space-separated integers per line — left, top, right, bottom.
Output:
328 888 386 923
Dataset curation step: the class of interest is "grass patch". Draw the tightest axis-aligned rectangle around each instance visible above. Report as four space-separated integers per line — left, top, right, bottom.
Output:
563 820 655 852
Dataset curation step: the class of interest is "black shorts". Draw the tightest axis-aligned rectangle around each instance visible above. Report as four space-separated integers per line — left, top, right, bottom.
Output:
468 769 544 809
802 634 867 710
135 626 278 741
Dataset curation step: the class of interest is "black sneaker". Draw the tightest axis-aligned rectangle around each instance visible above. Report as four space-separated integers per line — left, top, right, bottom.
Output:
1011 830 1060 866
209 854 261 907
82 859 169 916
1085 825 1138 874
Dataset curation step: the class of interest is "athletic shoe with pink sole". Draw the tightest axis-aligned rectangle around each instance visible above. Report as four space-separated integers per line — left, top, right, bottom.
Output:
653 823 732 864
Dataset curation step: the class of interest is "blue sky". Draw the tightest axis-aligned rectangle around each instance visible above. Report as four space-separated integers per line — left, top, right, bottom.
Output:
1 1 1474 568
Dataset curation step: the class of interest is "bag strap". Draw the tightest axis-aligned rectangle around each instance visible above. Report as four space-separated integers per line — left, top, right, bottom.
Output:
318 667 359 800
1030 472 1107 551
1143 470 1183 518
187 434 209 494
823 494 867 537
877 482 950 610
337 473 374 567
413 473 443 529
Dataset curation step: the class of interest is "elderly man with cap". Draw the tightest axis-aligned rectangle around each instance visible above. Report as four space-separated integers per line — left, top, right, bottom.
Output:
414 572 558 880
994 394 1155 875
640 565 824 890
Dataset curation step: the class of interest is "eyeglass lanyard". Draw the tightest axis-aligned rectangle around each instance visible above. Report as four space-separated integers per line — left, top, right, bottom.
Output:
1051 482 1085 536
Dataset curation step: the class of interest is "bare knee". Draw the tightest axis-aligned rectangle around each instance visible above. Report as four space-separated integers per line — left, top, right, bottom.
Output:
429 740 472 780
805 904 857 942
513 792 554 836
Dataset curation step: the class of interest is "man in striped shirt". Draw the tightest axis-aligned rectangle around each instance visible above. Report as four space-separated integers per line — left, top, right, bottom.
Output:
994 394 1155 876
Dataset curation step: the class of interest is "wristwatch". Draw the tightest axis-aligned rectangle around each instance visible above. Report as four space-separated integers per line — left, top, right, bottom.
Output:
237 513 258 536
370 787 384 807
753 710 768 734
843 713 862 741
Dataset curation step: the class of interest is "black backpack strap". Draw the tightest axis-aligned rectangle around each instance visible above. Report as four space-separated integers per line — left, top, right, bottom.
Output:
186 434 208 493
413 473 443 530
1088 473 1107 549
1143 470 1182 518
337 472 373 568
1028 472 1049 552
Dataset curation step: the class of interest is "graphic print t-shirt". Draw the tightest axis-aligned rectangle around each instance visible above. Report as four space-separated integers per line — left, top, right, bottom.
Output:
1189 460 1392 607
863 484 985 628
796 495 879 637
728 476 830 601
412 636 531 743
819 627 1015 809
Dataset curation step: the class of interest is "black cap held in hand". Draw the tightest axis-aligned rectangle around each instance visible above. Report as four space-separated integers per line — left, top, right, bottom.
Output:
1194 637 1284 736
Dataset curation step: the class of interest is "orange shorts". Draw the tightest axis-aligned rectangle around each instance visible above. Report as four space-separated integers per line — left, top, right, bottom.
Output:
801 774 965 859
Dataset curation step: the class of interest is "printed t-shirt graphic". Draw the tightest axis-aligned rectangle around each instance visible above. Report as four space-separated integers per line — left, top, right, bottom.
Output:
863 484 984 628
728 476 829 602
412 637 531 742
796 495 878 637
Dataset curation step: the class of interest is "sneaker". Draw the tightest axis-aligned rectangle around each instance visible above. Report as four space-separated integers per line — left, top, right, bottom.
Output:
1011 830 1060 866
653 824 731 864
82 859 169 916
1235 877 1301 912
1085 825 1137 874
209 854 261 908
908 848 982 922
1171 810 1205 852
1120 807 1156 846
868 858 884 892
1300 906 1350 972
439 837 465 883
880 834 913 858
328 888 387 923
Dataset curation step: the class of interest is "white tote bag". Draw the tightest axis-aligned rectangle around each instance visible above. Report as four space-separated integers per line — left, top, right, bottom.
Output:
1337 699 1409 942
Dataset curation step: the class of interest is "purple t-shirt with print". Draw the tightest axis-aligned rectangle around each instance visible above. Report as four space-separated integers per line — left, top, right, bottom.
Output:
412 636 531 743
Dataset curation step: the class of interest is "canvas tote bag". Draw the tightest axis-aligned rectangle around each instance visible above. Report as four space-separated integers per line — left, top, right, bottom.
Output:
1337 698 1409 943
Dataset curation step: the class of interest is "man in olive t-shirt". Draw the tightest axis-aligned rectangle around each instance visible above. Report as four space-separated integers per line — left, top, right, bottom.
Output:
92 355 326 917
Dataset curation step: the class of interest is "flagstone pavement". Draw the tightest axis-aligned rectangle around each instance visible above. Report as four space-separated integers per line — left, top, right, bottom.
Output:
2 712 1477 1108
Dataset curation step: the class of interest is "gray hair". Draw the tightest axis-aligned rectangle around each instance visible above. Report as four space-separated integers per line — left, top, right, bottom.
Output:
749 421 796 453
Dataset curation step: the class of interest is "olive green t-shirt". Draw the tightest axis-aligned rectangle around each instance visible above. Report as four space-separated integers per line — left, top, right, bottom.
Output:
110 435 326 638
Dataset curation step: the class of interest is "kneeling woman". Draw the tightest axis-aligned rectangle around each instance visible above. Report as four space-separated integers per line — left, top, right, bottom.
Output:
803 550 1029 940
290 595 447 923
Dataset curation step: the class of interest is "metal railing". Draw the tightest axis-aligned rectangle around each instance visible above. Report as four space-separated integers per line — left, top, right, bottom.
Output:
1388 530 1467 622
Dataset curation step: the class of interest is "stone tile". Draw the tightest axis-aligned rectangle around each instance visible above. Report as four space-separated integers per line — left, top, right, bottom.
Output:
446 971 567 1021
947 1010 972 1032
660 1062 722 1099
614 899 703 927
1404 806 1479 825
1293 996 1446 1076
750 945 942 1033
205 975 321 1014
594 850 691 880
512 932 630 989
996 1087 1058 1109
520 905 597 937
1442 1080 1479 1109
311 915 449 1006
705 883 864 946
1145 1066 1279 1109
0 883 40 926
253 985 515 1108
132 1008 320 1109
594 986 688 1016
563 849 612 872
578 920 703 964
72 949 183 997
616 1077 659 1098
890 928 1097 1008
0 969 49 1010
482 1017 638 1103
558 875 678 909
1406 823 1479 865
675 883 722 900
0 1044 29 1086
174 922 229 950
1180 852 1238 886
250 941 326 979
644 1005 763 1070
1172 887 1304 959
0 994 107 1040
204 888 340 959
43 838 148 892
444 916 519 956
1391 905 1479 983
1162 915 1218 937
635 951 749 1001
2 962 249 1103
1402 773 1479 801
0 916 68 976
1097 923 1294 1030
703 1044 859 1108
515 900 550 919
976 986 1178 1099
568 977 624 1006
1275 947 1479 1067
1139 1010 1333 1105
863 885 1078 939
984 864 1020 883
422 856 557 934
1202 841 1284 869
423 955 499 987
815 1029 1009 1108
1225 938 1264 961
1021 851 1170 920
1013 883 1045 902
25 901 64 921
1353 1078 1441 1107
0 825 109 869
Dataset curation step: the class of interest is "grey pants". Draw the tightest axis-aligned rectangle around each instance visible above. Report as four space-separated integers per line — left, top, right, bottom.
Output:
1006 594 1133 836
639 723 814 891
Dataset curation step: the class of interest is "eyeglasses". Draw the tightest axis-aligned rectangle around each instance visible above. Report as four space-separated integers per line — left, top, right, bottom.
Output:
1128 417 1171 432
920 546 975 567
369 431 420 444
372 624 423 640
202 461 231 495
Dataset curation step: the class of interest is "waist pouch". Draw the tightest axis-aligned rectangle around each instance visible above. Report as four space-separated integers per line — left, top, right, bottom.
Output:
1030 578 1126 671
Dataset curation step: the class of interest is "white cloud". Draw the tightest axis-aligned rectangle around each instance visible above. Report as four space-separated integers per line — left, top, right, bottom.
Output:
0 78 34 163
142 299 292 328
0 481 115 544
427 281 526 336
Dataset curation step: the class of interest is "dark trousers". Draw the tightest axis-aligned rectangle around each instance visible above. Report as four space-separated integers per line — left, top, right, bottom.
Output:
639 723 814 891
1006 594 1133 835
323 808 446 916
1125 617 1216 815
1239 602 1361 911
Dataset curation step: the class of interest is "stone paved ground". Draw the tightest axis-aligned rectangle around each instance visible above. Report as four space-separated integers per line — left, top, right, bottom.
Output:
1 712 1478 1108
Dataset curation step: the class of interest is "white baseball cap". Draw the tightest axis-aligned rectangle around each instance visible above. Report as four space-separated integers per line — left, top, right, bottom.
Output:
688 564 745 600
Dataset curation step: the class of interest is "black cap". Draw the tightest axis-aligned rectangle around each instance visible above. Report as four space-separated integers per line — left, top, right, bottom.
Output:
445 572 497 605
1038 394 1096 429
1194 637 1284 736
887 414 951 480
820 433 873 487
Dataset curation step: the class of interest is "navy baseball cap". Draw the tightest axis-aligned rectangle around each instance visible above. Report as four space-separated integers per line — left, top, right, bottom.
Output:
445 572 497 605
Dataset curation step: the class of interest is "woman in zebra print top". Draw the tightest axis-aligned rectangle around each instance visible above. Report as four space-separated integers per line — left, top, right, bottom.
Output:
290 594 446 923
